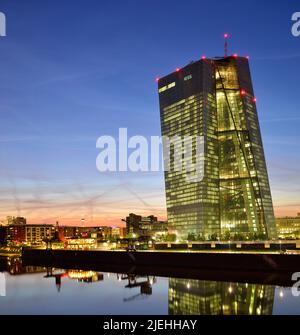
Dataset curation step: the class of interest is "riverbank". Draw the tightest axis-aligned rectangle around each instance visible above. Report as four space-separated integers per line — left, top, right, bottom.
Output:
22 248 300 272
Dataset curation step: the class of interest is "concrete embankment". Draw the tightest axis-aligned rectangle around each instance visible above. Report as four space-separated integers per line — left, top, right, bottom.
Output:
22 248 300 272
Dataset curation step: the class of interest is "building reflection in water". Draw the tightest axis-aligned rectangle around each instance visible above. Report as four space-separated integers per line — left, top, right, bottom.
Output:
117 274 156 301
44 269 104 292
169 279 275 315
1 257 105 292
1 257 276 314
2 257 46 276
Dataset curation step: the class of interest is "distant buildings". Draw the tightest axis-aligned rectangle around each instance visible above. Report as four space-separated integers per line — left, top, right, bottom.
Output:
6 224 26 244
5 224 55 245
124 213 168 237
64 238 97 250
1 216 27 244
56 225 126 249
276 213 300 239
111 227 126 239
25 224 55 244
58 225 126 242
0 216 127 246
58 226 98 241
6 216 27 225
0 226 6 245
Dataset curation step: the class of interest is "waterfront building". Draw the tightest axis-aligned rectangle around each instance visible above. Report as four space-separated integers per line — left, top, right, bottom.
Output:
158 56 276 240
0 226 6 244
111 227 127 239
276 213 300 239
5 223 55 245
58 226 117 241
64 238 97 250
6 224 26 244
58 226 86 240
25 224 55 244
124 213 168 237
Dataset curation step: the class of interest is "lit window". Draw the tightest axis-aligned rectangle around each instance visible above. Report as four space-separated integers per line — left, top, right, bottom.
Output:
184 74 192 81
159 82 176 93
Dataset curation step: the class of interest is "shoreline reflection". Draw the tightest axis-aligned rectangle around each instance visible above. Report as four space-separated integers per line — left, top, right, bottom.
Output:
0 256 296 315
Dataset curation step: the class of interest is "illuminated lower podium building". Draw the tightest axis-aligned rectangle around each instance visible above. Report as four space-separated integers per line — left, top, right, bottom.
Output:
168 279 274 315
158 56 276 240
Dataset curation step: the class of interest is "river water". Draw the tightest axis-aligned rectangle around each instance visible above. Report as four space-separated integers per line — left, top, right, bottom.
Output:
0 257 299 315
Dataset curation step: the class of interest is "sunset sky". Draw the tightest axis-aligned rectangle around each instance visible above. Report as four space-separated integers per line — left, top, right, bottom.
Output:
0 0 300 226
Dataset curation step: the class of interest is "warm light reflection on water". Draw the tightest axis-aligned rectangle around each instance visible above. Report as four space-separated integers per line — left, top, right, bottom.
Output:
0 257 299 315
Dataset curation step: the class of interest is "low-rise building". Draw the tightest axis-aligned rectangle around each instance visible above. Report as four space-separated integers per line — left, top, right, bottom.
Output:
4 216 27 244
124 213 168 238
64 238 97 250
58 226 113 241
111 227 126 239
6 224 26 244
25 224 55 244
0 226 7 244
5 222 55 245
276 213 300 239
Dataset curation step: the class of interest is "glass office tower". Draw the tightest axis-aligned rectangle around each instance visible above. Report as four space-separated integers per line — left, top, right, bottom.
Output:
168 278 275 315
158 56 276 240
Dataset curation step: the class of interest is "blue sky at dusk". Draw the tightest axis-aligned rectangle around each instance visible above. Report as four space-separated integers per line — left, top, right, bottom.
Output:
0 0 299 225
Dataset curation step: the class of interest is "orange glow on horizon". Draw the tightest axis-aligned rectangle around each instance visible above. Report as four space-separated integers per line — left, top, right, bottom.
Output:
2 207 299 226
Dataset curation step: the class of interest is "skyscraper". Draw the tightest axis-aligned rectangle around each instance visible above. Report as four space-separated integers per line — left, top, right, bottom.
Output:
168 278 275 315
158 56 276 240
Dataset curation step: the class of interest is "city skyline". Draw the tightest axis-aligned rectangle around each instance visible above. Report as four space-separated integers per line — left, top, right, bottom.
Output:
1 0 300 226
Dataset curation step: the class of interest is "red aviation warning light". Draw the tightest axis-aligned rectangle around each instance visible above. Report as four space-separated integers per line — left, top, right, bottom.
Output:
201 55 206 60
240 89 246 96
176 68 180 72
155 77 160 82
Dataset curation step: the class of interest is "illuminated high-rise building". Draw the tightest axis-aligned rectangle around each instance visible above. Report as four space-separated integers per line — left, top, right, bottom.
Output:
158 56 276 240
168 278 275 315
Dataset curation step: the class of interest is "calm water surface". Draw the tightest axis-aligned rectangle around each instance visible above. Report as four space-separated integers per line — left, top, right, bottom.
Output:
0 257 299 315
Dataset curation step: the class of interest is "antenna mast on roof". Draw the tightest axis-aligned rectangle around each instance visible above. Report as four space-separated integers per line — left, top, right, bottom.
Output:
224 33 229 57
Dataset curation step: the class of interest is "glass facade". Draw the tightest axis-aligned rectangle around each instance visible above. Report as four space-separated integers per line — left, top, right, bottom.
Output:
158 57 276 240
169 278 275 315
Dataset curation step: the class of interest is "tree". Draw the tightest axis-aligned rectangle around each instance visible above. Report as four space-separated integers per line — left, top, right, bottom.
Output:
257 233 267 241
165 234 177 242
210 233 218 241
197 234 205 241
233 233 245 241
223 231 231 241
187 233 196 241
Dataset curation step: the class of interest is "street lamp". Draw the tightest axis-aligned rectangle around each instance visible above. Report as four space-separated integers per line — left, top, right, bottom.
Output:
279 240 282 253
279 288 284 299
